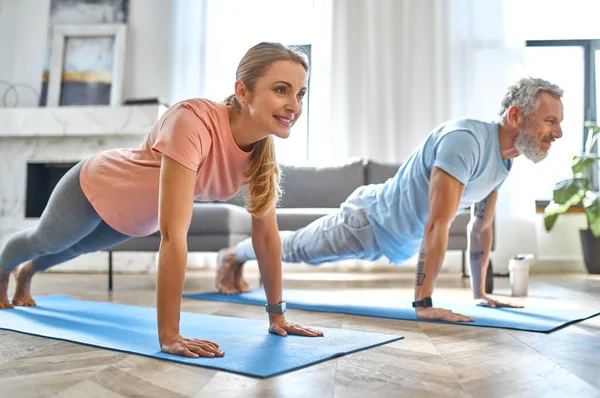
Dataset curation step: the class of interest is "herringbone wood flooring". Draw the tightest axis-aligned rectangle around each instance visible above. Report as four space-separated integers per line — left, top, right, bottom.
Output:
1 270 599 398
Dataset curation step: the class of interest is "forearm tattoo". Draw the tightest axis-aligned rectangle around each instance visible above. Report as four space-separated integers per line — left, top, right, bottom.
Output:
470 250 484 263
474 199 487 219
416 248 426 286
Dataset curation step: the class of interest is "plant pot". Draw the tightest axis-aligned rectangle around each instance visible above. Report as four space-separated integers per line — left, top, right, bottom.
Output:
579 229 600 274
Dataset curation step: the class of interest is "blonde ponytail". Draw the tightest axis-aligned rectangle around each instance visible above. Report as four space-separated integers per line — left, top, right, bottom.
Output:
244 136 281 217
223 94 241 113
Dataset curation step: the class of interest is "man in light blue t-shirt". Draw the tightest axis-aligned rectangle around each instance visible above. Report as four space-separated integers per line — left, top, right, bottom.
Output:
218 77 564 323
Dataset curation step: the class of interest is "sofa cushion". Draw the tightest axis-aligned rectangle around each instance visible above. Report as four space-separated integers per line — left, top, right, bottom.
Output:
449 210 470 236
187 203 251 235
278 159 365 208
225 159 366 209
107 235 162 251
365 160 400 185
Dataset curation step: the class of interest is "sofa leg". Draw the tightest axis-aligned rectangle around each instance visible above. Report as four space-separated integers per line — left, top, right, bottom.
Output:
108 251 113 291
461 250 468 278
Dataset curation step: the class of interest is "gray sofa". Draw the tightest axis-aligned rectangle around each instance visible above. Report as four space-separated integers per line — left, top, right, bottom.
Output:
105 159 483 290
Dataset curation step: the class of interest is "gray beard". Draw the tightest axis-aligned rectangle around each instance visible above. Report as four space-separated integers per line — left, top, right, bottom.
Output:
515 126 548 163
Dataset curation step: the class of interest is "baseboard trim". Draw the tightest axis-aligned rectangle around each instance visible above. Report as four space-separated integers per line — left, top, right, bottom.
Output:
530 259 587 274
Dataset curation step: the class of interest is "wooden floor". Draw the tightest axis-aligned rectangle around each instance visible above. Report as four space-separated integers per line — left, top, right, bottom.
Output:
1 270 599 398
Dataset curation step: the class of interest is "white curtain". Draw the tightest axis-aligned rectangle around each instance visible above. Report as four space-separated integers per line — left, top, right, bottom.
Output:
169 0 208 104
308 0 452 163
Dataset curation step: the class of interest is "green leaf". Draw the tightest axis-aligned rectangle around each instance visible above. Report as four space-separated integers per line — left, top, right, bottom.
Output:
583 191 600 238
544 192 584 231
544 211 559 232
553 178 587 204
584 121 600 134
572 155 600 175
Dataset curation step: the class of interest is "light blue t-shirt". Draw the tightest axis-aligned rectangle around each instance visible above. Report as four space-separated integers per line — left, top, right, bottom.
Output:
362 118 512 264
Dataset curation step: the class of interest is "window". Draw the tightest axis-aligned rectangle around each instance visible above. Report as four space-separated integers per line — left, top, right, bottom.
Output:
597 49 600 113
525 40 600 202
502 0 600 203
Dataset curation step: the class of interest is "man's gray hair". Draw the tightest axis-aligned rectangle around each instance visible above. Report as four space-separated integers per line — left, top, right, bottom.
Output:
499 77 564 122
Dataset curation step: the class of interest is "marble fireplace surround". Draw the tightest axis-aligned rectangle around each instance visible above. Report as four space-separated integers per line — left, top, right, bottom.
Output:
0 105 189 274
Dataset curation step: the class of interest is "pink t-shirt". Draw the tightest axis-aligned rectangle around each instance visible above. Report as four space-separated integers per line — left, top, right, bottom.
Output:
80 99 252 237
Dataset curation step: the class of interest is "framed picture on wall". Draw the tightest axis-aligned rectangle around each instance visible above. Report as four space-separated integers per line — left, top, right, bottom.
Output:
46 23 127 107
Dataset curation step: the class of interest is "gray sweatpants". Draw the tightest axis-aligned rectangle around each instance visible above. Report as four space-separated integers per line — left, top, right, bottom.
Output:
0 160 131 273
235 186 383 265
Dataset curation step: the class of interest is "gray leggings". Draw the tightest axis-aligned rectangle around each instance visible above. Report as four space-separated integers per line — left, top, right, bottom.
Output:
0 160 132 273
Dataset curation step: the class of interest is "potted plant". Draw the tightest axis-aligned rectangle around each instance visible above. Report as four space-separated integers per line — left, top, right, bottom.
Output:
544 121 600 274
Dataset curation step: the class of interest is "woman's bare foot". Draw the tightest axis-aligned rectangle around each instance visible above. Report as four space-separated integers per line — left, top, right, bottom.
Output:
0 270 13 309
216 249 249 294
12 261 37 307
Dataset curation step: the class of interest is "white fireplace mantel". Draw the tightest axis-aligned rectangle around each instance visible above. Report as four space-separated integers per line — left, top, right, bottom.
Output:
0 105 166 137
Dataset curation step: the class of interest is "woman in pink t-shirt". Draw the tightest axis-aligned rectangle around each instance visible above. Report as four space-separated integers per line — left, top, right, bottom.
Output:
0 42 323 358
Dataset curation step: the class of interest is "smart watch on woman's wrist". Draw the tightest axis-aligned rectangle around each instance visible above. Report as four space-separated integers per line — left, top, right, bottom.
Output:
265 300 287 314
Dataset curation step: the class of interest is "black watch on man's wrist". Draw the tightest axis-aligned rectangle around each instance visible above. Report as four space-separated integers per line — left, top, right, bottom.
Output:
412 297 433 308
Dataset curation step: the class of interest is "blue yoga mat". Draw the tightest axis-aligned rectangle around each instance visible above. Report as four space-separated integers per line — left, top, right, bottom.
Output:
0 296 403 378
184 288 600 333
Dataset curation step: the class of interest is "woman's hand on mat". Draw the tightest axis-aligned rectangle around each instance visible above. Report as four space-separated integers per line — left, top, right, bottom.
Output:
268 314 324 337
475 295 524 309
160 333 224 358
415 307 475 322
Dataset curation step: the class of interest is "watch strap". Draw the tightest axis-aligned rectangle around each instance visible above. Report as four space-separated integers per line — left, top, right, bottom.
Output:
412 297 433 308
265 300 287 314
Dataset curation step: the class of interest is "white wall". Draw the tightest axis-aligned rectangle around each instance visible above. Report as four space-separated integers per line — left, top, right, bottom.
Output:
0 0 175 107
534 212 588 272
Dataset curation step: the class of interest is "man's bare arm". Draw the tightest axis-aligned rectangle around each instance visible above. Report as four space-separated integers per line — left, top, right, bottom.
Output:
468 191 497 298
413 167 474 322
468 191 523 308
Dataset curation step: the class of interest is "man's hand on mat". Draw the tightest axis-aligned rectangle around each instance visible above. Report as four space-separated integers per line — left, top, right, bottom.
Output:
415 307 475 323
475 295 524 309
268 314 324 337
160 333 225 358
